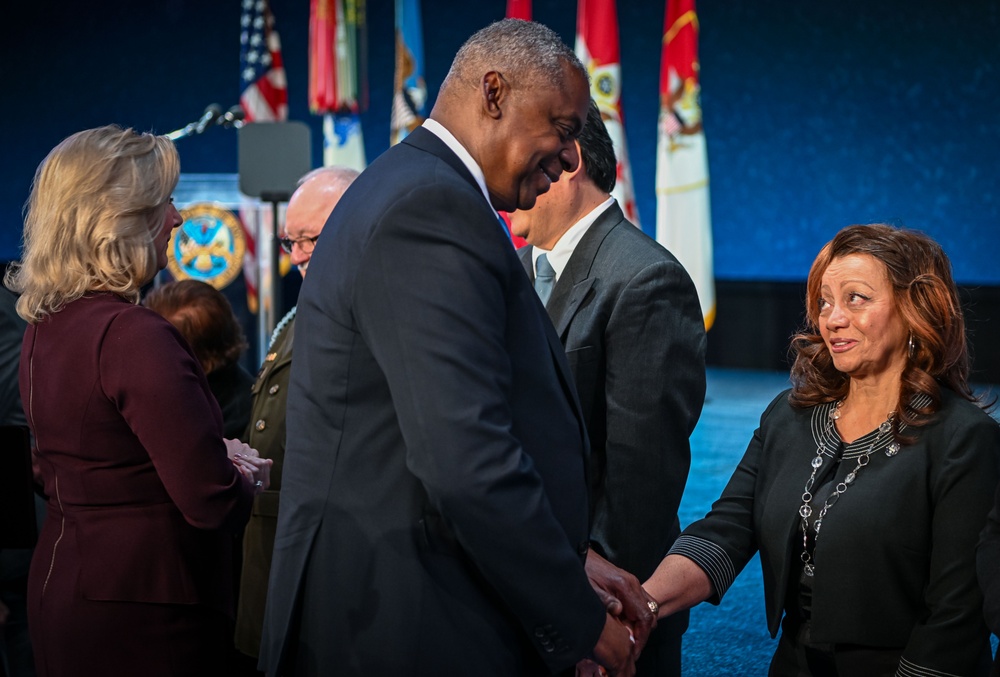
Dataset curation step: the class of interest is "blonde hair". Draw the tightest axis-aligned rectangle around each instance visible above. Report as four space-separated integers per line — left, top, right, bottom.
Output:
5 125 180 323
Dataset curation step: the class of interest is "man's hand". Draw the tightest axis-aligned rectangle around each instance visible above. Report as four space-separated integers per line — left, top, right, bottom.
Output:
589 612 637 677
585 549 657 651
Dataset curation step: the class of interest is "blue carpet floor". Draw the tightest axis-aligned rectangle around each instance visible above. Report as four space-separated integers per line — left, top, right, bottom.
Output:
678 368 1000 675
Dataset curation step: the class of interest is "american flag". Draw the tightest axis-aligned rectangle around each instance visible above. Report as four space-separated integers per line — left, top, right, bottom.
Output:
240 0 288 122
239 0 288 313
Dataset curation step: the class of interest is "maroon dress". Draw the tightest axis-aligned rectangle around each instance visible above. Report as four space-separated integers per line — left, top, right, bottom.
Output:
21 293 254 676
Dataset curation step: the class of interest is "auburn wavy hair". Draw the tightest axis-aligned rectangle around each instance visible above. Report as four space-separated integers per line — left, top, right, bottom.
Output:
788 224 978 439
143 280 247 375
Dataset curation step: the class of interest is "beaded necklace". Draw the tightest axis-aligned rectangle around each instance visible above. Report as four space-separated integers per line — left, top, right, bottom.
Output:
798 401 901 576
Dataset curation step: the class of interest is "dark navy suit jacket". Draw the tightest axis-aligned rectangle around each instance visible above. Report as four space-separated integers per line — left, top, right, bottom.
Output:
260 127 606 676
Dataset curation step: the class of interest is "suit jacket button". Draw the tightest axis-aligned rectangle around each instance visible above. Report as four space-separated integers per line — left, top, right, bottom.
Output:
534 628 545 638
268 384 280 395
577 541 589 557
255 419 266 432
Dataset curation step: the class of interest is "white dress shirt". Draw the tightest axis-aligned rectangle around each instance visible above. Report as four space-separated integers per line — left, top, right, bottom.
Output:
531 196 615 280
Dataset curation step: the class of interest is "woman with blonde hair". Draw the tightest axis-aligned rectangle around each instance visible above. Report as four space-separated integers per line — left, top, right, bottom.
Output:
641 224 999 675
5 125 270 676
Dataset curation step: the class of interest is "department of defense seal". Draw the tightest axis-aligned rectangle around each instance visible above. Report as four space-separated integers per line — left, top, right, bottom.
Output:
167 203 246 290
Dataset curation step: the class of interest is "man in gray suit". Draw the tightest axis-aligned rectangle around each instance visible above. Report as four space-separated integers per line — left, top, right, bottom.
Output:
511 99 707 677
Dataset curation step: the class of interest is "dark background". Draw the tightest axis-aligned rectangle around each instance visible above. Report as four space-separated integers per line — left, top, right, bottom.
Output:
4 0 999 378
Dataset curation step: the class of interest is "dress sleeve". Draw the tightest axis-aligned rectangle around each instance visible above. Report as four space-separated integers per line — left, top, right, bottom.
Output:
100 307 253 532
668 392 786 603
899 408 1000 674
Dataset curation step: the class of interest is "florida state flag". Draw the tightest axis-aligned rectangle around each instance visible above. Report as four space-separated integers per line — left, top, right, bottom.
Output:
575 0 639 226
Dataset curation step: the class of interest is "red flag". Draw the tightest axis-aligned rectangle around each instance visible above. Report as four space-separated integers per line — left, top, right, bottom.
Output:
309 0 339 113
506 0 531 20
656 0 715 328
575 0 639 225
311 0 367 169
239 0 288 122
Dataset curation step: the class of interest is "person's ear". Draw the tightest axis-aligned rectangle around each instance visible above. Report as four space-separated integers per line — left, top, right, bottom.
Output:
481 71 507 120
563 140 586 180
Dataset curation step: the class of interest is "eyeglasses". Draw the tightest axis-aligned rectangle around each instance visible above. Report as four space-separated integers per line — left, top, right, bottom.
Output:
278 235 319 254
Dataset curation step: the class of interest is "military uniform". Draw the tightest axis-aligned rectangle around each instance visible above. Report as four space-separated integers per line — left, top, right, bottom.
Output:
234 309 294 658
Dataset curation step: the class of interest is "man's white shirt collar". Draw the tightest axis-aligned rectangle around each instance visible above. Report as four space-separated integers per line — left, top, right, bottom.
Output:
532 197 615 281
422 119 493 208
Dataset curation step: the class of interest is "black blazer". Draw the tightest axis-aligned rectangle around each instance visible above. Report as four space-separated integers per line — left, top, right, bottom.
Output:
519 203 706 582
673 389 999 675
259 127 606 676
977 452 1000 675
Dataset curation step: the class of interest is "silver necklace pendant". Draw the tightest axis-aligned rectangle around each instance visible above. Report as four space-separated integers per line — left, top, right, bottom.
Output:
799 401 897 576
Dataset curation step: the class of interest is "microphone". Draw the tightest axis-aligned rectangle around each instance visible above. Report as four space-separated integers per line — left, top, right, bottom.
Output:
220 104 246 129
194 104 224 135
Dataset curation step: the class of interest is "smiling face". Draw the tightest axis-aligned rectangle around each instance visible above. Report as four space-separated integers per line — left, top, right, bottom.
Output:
818 253 909 382
480 62 590 213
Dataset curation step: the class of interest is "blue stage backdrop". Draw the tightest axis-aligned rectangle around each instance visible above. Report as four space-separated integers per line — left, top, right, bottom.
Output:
4 0 998 284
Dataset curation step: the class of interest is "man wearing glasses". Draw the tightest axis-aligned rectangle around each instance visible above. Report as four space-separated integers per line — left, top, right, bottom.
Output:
233 165 358 666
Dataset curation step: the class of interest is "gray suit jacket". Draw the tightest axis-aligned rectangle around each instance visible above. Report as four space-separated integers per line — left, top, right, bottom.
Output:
519 202 706 582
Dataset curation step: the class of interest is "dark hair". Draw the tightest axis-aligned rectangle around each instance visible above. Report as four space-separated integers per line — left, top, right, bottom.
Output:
143 280 247 374
789 223 977 440
578 99 617 194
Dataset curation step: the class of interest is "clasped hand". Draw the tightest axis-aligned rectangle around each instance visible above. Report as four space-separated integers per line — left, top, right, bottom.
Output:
225 439 272 495
578 550 658 677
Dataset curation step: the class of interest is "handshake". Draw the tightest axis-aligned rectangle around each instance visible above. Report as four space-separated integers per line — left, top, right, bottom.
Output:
579 551 661 677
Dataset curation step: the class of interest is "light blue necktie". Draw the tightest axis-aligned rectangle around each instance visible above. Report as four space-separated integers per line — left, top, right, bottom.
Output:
534 253 556 306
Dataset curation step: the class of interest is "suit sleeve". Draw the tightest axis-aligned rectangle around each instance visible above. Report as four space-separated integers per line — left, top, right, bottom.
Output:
101 308 253 532
352 182 606 671
591 257 706 580
900 413 1000 674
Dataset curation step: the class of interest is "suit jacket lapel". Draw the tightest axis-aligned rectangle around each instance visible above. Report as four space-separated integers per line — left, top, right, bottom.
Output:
517 245 589 458
518 244 534 280
546 203 626 338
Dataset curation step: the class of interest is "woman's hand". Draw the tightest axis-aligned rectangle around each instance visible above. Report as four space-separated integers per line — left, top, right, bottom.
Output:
227 440 271 495
224 438 258 460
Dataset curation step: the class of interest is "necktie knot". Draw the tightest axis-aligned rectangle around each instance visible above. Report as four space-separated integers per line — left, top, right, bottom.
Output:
534 253 556 306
